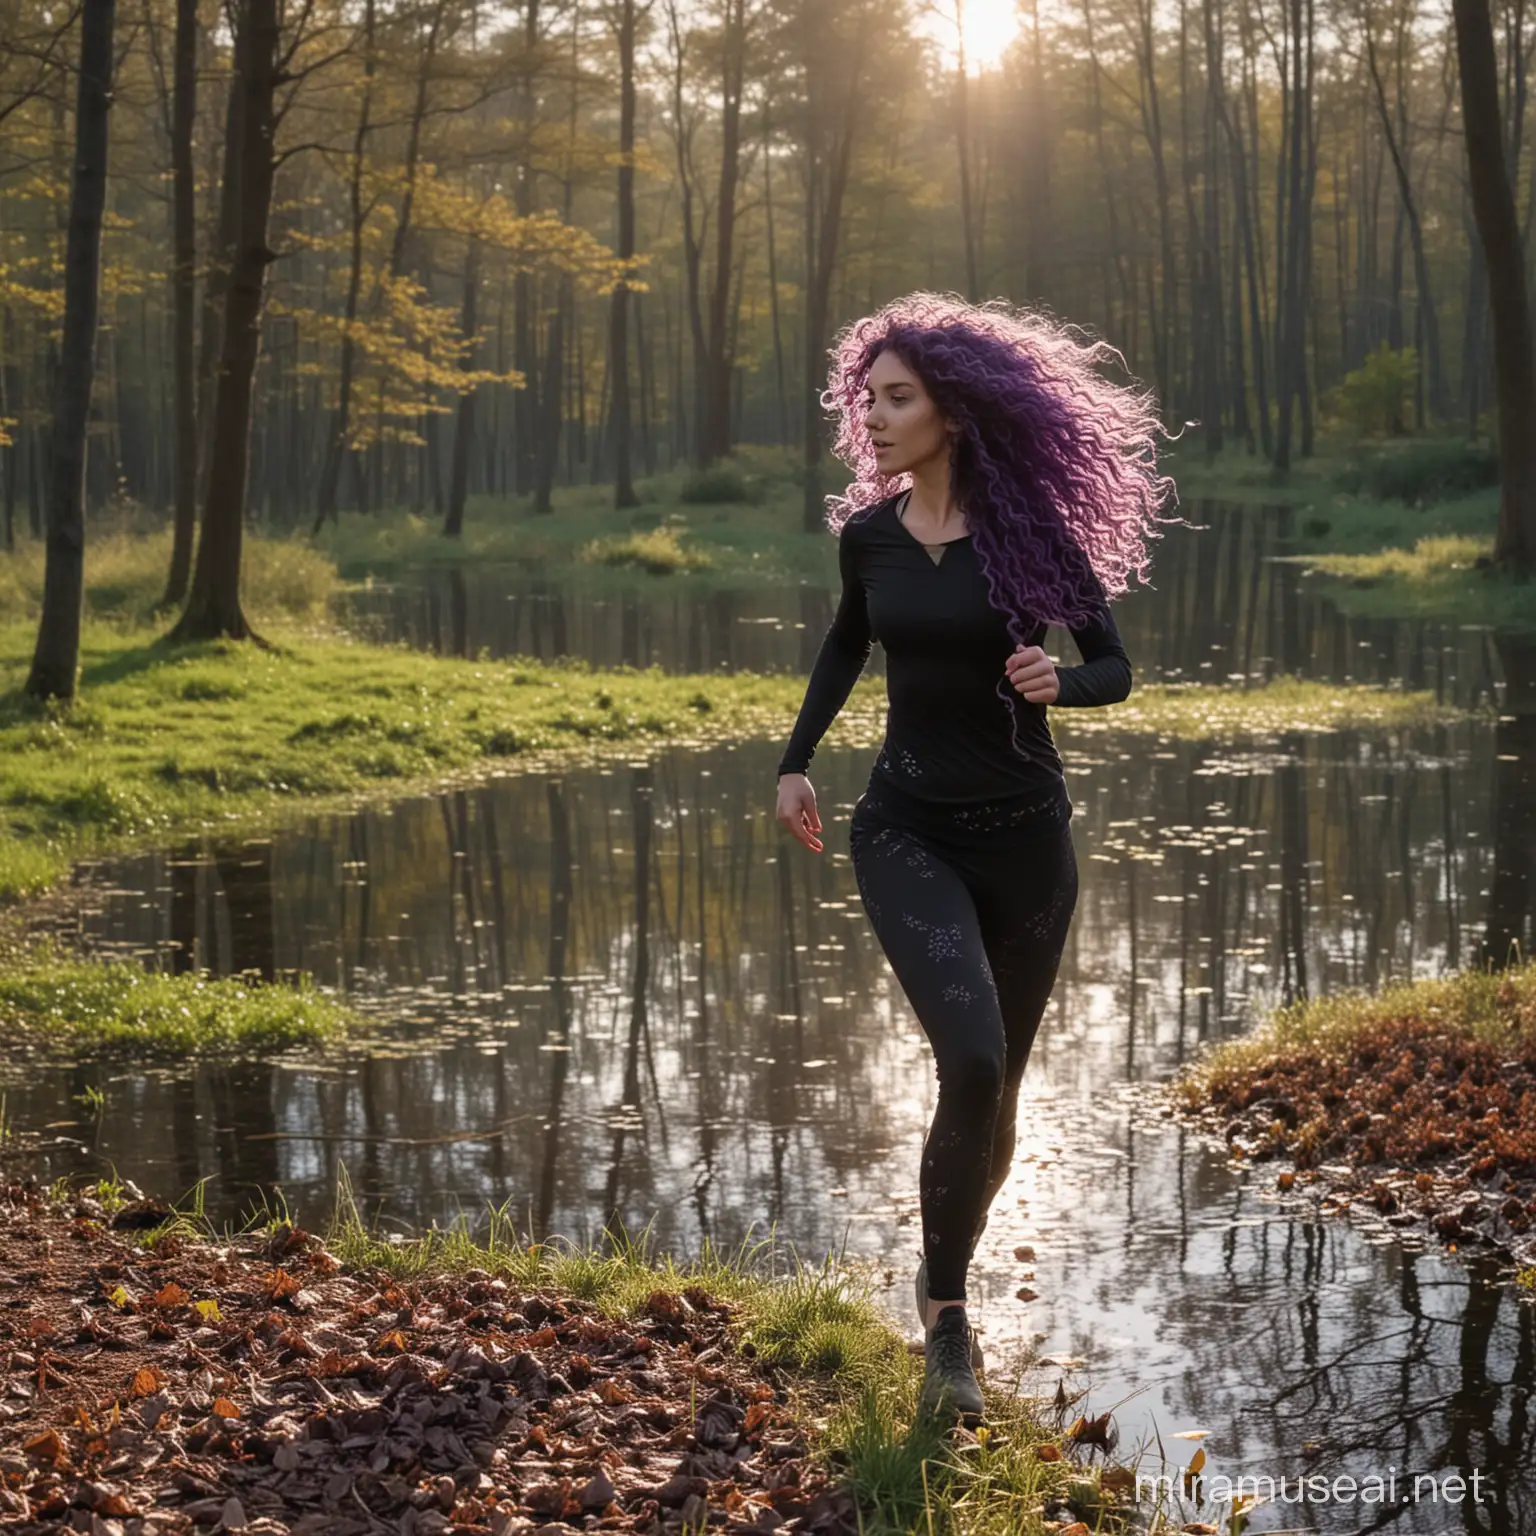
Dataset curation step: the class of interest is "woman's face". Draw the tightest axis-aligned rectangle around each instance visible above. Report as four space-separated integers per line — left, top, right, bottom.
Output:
863 347 950 477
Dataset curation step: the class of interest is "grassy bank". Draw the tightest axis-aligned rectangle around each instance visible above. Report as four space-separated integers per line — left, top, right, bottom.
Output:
315 445 831 588
0 525 340 628
0 622 1473 903
0 942 360 1060
1169 962 1536 1286
1166 437 1536 629
0 621 876 902
0 1164 1195 1535
1278 533 1535 631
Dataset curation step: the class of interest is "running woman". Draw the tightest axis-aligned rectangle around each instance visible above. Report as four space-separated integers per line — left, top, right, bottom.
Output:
775 292 1177 1423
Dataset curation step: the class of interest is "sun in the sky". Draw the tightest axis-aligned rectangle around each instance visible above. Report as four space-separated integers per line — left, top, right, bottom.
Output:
923 0 1024 72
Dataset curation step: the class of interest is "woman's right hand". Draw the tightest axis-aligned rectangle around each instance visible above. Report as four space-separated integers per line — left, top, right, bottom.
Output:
776 773 823 853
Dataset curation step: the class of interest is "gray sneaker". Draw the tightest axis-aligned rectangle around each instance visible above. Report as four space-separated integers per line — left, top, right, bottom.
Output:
913 1211 988 1373
917 1305 985 1424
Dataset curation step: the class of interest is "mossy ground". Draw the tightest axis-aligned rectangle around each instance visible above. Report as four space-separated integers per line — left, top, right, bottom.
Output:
0 940 361 1060
1174 963 1536 1096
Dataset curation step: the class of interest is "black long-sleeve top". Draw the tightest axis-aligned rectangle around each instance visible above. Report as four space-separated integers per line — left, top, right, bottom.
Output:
776 493 1134 803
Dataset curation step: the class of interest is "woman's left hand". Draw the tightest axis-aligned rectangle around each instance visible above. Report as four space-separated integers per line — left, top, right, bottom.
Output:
1006 644 1059 704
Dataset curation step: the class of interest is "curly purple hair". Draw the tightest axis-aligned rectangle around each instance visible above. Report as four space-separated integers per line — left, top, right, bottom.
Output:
822 291 1184 629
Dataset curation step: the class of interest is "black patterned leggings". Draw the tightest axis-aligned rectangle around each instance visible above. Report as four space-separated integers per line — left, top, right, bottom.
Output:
848 774 1078 1302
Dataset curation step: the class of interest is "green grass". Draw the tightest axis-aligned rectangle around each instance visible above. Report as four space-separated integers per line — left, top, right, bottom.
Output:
1060 675 1469 739
1280 533 1536 632
0 941 359 1059
1171 961 1536 1106
1164 440 1331 506
580 524 716 574
315 445 831 588
0 623 1472 905
0 526 339 627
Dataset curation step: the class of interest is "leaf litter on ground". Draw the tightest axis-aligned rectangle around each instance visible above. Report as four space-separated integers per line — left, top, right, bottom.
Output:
0 1182 862 1536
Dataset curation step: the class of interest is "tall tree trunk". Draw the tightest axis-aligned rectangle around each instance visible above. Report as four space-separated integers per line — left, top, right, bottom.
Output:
1083 0 1134 350
799 9 863 531
533 289 567 513
512 0 542 497
700 0 748 464
1453 0 1536 570
1210 0 1261 451
193 10 242 517
360 0 444 511
1 308 16 551
1462 200 1488 433
1132 0 1178 421
1273 0 1310 470
1019 0 1051 297
169 0 279 643
607 0 640 508
1364 27 1447 421
1297 0 1317 457
444 232 481 537
954 5 979 300
1331 136 1350 373
313 0 375 531
162 0 199 606
664 0 709 466
762 108 790 446
27 0 116 700
534 7 582 512
1191 0 1225 453
636 290 656 474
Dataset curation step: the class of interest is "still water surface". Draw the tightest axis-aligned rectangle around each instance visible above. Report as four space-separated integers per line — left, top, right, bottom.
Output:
9 502 1536 1530
337 503 1505 709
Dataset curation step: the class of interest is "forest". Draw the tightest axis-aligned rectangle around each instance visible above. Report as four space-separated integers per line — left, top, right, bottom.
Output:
4 0 1536 1514
6 0 1536 567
